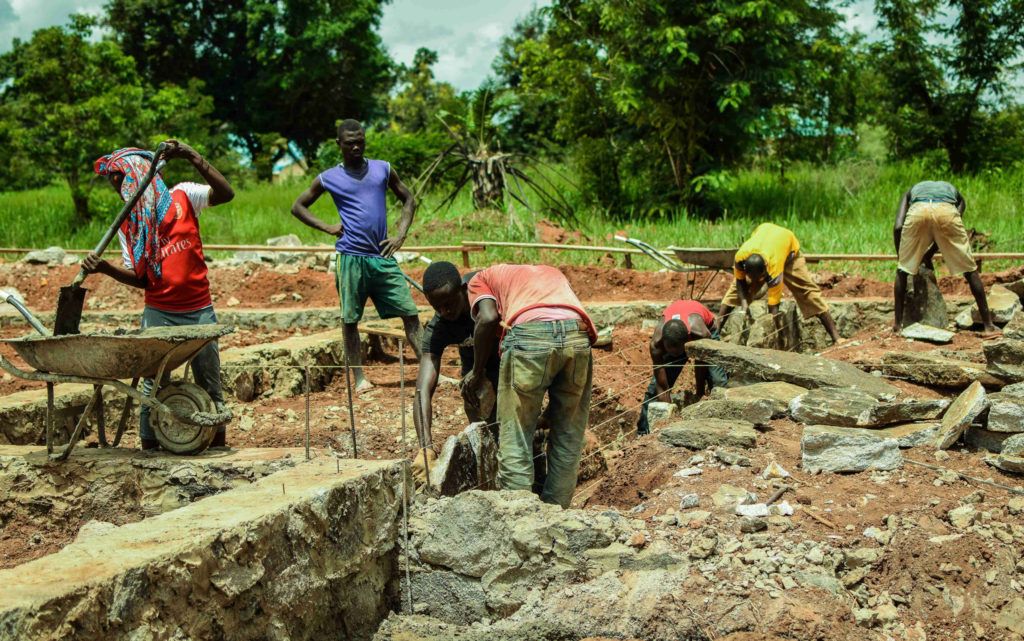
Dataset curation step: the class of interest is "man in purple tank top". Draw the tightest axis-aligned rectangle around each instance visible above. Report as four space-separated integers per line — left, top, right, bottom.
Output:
291 119 423 392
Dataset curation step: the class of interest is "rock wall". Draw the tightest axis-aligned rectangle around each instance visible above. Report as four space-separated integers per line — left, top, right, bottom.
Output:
0 457 407 641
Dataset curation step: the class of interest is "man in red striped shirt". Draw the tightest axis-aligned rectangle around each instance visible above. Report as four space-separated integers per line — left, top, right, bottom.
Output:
636 299 727 435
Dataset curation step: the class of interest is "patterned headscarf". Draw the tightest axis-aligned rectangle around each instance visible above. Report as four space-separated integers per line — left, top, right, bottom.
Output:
93 148 171 280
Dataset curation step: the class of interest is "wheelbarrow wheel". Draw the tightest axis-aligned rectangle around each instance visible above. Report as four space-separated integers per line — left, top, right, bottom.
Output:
152 382 217 455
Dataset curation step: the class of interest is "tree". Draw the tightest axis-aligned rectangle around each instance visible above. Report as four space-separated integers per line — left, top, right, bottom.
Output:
389 48 464 134
872 0 1024 172
105 0 394 176
0 15 217 222
501 0 853 215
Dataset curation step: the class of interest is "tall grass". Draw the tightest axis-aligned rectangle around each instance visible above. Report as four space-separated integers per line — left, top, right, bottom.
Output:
1 160 1021 276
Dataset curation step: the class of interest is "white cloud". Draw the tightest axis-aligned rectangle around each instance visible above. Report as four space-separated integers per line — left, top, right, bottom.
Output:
0 0 103 50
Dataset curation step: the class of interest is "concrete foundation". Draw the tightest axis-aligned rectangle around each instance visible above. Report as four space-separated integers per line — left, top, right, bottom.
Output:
0 456 407 641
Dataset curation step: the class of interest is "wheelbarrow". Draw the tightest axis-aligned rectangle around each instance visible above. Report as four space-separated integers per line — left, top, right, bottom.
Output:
0 323 234 460
615 235 738 300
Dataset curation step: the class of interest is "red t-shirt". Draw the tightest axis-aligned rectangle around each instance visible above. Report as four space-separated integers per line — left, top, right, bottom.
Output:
663 299 716 332
118 183 212 313
467 264 598 344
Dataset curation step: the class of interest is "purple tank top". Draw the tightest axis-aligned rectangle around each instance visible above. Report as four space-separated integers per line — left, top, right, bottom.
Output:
319 159 391 257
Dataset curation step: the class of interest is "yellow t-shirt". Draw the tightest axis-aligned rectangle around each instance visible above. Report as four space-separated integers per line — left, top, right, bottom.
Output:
733 223 800 306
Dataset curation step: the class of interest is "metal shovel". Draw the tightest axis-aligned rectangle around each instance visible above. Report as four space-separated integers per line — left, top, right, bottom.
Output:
53 144 168 335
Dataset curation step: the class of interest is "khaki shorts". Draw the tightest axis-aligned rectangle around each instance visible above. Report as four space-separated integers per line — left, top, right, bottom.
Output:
898 202 977 276
722 252 829 319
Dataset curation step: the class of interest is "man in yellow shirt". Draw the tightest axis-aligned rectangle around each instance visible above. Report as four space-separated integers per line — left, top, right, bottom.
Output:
719 223 840 345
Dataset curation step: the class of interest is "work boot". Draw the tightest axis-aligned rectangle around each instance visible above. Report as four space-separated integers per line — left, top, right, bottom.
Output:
211 431 227 448
140 438 160 451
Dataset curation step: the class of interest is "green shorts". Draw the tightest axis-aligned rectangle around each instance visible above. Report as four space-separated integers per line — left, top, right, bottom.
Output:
335 253 420 324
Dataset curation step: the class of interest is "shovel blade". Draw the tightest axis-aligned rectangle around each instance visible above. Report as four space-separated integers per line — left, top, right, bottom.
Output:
53 286 87 335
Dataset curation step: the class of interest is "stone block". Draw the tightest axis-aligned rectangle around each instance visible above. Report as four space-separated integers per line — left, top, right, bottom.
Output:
677 398 773 426
964 427 1015 453
658 419 758 450
882 351 1006 389
789 387 948 428
901 322 954 344
1006 310 1024 340
22 246 66 265
902 266 948 329
985 393 1024 433
986 453 1024 475
984 339 1024 383
429 422 499 496
935 381 988 449
0 457 406 641
801 425 902 473
1003 433 1024 456
646 401 676 426
685 339 898 400
974 285 1022 325
710 381 807 418
875 422 941 448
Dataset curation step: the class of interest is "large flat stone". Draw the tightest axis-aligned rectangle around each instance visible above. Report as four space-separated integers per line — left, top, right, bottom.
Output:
903 267 948 329
900 323 954 344
677 398 773 426
801 425 902 473
964 427 1015 453
429 422 499 496
875 422 941 448
710 381 807 418
0 457 406 641
658 418 757 450
935 381 988 449
685 339 899 400
985 393 1024 433
882 352 1006 389
974 285 1022 325
1005 310 1024 340
986 453 1024 475
789 387 948 428
984 339 1024 384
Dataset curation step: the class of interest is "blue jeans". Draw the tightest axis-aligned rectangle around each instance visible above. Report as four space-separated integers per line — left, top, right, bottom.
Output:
139 306 224 441
498 320 592 508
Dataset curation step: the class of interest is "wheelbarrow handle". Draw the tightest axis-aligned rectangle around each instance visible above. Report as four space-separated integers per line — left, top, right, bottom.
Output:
72 145 169 287
0 290 50 336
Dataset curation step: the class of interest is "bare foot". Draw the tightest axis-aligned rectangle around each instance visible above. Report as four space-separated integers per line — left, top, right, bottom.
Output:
354 378 375 394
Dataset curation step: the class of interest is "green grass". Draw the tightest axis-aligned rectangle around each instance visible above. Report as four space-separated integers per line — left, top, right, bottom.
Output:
2 160 1022 277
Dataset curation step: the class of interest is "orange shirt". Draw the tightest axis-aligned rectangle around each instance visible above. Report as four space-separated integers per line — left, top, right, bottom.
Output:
467 264 597 344
663 300 716 332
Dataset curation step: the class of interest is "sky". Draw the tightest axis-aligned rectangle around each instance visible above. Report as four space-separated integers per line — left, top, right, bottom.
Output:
0 0 552 91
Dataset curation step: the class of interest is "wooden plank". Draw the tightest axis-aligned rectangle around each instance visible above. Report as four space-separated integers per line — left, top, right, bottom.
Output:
0 245 486 255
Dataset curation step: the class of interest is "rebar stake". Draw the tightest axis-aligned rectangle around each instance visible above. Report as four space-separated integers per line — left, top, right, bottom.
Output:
400 338 407 443
402 464 414 613
304 365 311 461
344 361 358 458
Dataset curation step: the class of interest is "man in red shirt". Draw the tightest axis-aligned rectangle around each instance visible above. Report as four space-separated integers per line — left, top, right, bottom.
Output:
636 300 727 435
83 140 234 450
461 264 596 508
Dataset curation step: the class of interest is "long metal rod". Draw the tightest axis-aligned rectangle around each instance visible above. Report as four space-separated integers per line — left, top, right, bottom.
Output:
55 386 101 461
905 458 1024 496
45 382 54 455
344 361 358 458
304 366 311 461
402 464 414 613
400 339 407 444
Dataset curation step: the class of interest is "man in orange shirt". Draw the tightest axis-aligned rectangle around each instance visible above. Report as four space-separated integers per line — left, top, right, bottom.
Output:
637 299 727 435
461 264 597 508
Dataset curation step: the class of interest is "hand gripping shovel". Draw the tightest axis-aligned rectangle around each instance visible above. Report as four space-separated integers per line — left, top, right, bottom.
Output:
53 144 168 335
